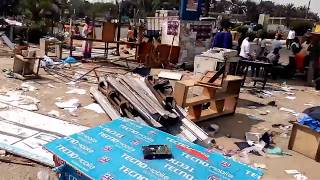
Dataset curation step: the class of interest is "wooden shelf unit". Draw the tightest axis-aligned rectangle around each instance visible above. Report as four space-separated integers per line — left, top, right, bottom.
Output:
174 75 243 122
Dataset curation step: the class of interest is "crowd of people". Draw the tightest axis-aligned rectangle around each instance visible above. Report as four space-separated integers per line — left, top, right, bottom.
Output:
211 23 313 79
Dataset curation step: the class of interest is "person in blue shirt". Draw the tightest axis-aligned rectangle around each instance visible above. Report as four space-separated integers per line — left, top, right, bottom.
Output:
211 23 233 49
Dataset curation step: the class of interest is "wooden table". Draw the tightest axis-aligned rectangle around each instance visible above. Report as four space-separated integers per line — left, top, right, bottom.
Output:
237 59 273 88
69 36 140 60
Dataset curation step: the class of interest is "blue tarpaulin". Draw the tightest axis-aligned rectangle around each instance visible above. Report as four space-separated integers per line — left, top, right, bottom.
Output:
45 118 263 180
298 114 320 132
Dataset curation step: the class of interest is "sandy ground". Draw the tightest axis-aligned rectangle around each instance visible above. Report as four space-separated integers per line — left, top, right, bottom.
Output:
0 47 320 179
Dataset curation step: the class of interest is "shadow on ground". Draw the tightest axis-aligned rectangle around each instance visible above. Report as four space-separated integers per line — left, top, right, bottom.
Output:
197 113 264 140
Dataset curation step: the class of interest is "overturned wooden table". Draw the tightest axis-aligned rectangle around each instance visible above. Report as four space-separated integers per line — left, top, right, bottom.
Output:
174 75 243 122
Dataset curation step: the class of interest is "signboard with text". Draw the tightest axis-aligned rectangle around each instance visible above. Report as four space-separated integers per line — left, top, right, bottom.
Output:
45 118 263 180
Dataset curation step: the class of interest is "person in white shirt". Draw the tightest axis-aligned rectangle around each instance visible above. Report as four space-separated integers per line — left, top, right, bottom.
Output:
287 28 296 49
239 34 255 60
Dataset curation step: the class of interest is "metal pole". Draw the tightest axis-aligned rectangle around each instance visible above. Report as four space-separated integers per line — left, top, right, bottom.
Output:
115 0 122 56
306 0 311 19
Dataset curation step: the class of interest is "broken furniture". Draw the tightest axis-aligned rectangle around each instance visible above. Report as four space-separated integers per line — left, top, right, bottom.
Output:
173 75 243 122
40 38 63 59
237 59 272 89
145 76 213 147
95 75 213 147
70 36 140 60
137 42 181 68
13 51 41 80
288 122 320 162
194 48 239 77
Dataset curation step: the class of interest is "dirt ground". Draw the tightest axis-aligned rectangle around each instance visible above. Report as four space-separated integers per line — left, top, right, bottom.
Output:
0 48 320 179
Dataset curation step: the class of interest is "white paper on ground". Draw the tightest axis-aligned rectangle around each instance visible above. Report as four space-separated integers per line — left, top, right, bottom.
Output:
285 96 296 100
66 88 86 95
280 107 296 114
0 91 39 111
48 110 60 117
47 84 55 88
21 82 38 92
285 170 301 175
55 99 80 109
84 103 105 114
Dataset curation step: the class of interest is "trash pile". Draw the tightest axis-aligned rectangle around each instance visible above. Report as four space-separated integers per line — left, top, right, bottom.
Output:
92 74 214 147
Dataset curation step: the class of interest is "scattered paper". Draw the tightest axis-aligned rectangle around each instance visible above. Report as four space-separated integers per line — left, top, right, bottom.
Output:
48 84 55 88
285 170 301 175
286 96 296 100
21 82 38 92
262 90 273 97
294 174 308 180
48 110 60 117
285 170 308 180
66 88 86 95
0 91 39 111
245 132 261 144
55 99 80 109
66 81 77 86
55 97 63 101
248 106 257 109
84 103 105 114
279 107 299 116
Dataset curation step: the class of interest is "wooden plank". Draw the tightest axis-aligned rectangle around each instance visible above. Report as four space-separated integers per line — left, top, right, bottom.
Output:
158 71 182 80
215 93 239 101
90 86 121 120
0 102 88 166
173 81 189 107
1 34 14 49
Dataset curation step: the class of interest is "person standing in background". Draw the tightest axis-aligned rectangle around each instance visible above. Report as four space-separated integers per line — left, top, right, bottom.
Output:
82 17 94 59
239 33 256 60
287 27 296 49
258 33 268 57
127 26 135 49
211 21 232 49
271 34 283 51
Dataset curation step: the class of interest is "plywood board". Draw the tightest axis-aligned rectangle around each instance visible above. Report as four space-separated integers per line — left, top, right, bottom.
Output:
158 70 182 80
0 102 88 166
291 125 320 160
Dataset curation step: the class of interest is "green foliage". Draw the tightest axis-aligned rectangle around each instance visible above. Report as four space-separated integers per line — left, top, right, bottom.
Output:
20 0 54 21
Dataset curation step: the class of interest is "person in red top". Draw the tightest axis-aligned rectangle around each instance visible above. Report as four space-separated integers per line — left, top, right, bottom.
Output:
127 26 135 49
82 17 94 58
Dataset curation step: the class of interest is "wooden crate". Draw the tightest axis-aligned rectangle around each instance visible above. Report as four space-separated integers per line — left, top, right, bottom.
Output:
173 75 242 122
288 123 320 162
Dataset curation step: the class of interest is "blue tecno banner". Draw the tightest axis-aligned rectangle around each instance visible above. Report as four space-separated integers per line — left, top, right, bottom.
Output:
45 118 263 180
